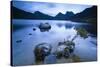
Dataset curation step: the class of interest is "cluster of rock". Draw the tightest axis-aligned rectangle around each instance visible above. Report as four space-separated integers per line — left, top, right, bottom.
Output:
34 40 75 64
31 22 89 64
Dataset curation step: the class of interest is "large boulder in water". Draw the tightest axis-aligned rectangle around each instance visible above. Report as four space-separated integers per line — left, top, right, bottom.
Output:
55 45 70 59
63 41 75 53
56 41 75 59
34 43 52 62
38 23 51 32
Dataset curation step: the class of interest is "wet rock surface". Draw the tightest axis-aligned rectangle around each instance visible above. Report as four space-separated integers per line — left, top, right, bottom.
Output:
75 27 88 39
29 33 32 35
55 41 75 59
34 43 52 63
16 40 22 43
38 23 51 32
33 28 36 31
33 40 76 64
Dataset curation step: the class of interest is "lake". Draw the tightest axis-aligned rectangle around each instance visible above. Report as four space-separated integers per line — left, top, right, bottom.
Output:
12 19 97 66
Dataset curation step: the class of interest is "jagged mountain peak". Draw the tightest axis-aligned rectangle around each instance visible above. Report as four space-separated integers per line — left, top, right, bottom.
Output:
65 11 74 15
34 11 42 14
55 12 64 16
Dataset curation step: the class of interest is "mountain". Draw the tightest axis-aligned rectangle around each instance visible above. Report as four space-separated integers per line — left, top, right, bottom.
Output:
54 12 65 20
11 5 75 20
11 5 97 24
73 6 97 18
11 6 53 19
54 11 74 20
65 11 74 20
32 11 53 19
70 6 97 24
11 6 34 19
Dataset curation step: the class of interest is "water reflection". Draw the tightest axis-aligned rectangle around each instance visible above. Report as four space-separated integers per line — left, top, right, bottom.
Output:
12 19 97 66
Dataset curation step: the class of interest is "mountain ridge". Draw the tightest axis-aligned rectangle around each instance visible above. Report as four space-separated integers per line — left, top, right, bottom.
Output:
11 5 97 24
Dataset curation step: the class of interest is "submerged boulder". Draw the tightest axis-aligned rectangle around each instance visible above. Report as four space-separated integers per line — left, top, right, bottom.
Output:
29 33 32 35
75 27 88 39
16 40 22 43
38 23 51 32
33 28 36 31
34 43 52 62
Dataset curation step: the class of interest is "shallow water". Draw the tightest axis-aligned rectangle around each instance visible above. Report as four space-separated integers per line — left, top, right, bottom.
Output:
12 19 97 66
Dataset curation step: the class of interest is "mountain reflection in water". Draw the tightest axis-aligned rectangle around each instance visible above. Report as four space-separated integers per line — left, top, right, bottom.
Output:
12 19 97 66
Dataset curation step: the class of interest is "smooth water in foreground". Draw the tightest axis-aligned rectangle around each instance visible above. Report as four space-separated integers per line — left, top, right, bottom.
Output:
12 19 97 66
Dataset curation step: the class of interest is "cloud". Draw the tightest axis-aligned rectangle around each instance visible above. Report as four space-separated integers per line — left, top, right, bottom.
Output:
12 1 92 16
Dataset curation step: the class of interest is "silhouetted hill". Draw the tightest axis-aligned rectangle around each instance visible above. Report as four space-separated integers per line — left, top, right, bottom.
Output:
11 6 53 19
11 5 75 20
32 11 53 19
70 6 97 24
11 5 97 24
12 6 34 19
73 6 97 18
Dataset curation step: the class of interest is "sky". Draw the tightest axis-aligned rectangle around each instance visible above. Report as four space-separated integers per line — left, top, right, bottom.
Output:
12 1 93 16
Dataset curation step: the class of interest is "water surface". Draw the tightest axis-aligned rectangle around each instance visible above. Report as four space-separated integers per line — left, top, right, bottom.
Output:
12 19 97 66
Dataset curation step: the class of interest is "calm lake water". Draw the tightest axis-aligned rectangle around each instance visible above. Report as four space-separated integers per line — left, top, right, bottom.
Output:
12 19 97 66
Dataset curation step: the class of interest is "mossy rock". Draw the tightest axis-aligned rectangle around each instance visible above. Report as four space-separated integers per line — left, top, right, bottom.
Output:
55 51 63 59
63 47 70 58
64 41 75 46
64 41 75 53
55 45 66 59
72 54 81 62
56 41 75 59
75 27 88 38
34 43 52 62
